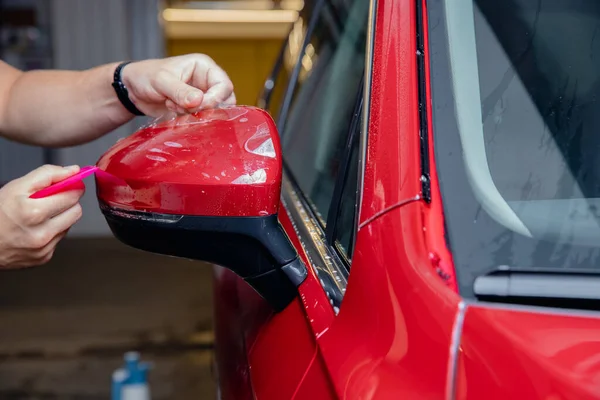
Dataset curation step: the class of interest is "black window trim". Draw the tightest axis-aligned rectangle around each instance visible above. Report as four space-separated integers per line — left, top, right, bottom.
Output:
356 0 377 239
256 29 290 110
325 82 363 238
326 92 363 260
275 0 326 133
416 0 431 202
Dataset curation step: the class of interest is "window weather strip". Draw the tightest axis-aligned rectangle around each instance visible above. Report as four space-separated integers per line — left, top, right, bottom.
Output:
281 174 348 313
325 92 363 245
354 0 377 244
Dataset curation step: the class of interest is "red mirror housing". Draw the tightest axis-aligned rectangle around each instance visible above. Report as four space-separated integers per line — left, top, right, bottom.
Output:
95 106 306 312
96 106 281 217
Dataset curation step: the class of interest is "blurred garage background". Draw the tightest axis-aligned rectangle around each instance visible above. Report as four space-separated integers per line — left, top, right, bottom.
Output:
0 0 298 397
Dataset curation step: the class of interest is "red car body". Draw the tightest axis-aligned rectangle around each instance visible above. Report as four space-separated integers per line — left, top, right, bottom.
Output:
94 0 600 398
209 1 600 399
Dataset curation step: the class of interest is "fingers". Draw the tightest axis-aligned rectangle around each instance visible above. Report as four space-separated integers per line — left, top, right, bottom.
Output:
153 70 205 111
30 230 68 265
9 163 84 226
46 203 83 234
165 99 187 114
221 92 237 106
0 168 82 269
159 54 234 110
126 54 235 115
191 57 235 109
20 164 80 193
25 187 84 222
165 88 235 115
12 204 80 266
15 202 81 252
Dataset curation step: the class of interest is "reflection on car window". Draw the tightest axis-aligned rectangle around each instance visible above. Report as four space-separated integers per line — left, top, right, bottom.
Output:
282 0 368 225
428 0 600 297
266 56 290 122
266 16 308 122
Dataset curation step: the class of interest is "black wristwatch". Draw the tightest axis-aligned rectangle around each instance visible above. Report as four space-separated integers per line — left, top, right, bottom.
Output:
112 61 145 116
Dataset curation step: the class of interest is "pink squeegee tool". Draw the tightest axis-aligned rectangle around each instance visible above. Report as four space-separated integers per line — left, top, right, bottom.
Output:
30 166 124 199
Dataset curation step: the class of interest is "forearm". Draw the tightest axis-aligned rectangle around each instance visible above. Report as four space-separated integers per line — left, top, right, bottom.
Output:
0 62 133 147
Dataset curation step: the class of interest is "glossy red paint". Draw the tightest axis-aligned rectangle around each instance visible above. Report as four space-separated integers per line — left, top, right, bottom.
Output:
311 1 461 397
194 0 600 399
456 305 600 400
292 350 337 400
247 298 317 400
278 205 335 338
318 203 460 398
216 268 326 400
96 106 281 217
236 1 463 398
358 0 421 226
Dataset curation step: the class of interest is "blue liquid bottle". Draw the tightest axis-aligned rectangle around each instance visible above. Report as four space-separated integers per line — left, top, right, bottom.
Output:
112 352 151 400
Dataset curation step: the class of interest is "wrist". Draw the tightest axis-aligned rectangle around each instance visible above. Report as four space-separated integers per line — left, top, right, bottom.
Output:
120 61 135 89
82 62 133 127
112 62 144 116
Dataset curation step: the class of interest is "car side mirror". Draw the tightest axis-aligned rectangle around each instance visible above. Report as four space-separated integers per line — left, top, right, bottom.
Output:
95 106 306 312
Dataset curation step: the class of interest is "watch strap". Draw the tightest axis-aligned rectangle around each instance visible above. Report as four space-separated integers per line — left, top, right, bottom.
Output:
112 61 145 116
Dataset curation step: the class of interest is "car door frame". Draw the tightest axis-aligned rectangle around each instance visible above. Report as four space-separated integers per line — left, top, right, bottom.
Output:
257 0 372 334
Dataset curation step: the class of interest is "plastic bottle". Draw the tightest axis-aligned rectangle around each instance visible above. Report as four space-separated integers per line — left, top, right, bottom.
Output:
112 351 151 400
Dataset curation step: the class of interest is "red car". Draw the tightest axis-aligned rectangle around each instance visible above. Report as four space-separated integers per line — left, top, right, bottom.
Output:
95 0 600 398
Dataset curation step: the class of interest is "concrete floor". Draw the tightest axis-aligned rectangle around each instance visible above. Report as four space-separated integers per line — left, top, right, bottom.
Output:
0 238 217 399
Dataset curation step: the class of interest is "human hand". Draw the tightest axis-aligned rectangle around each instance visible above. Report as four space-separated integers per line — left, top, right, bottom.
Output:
0 165 84 269
122 54 236 117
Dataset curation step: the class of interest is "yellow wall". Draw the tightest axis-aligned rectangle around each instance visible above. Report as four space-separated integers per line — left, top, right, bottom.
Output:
167 39 283 106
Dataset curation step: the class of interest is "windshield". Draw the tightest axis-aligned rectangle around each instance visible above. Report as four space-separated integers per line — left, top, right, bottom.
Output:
427 0 600 297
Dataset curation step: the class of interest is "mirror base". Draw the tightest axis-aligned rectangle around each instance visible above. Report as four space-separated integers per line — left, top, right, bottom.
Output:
99 203 307 312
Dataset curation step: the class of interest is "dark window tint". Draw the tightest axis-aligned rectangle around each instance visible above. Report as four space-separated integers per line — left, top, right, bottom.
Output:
282 0 368 225
333 126 360 258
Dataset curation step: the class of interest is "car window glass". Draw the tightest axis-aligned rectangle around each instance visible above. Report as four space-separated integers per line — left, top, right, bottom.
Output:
266 55 290 122
428 0 600 295
281 0 368 225
264 3 316 121
266 27 301 120
334 125 360 258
